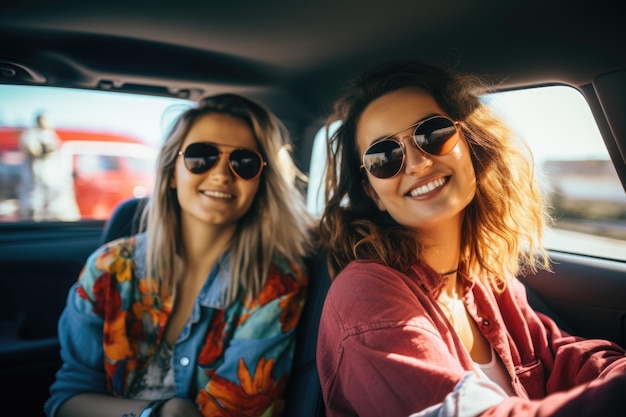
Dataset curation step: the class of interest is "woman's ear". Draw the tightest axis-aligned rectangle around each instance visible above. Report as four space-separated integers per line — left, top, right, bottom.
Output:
362 179 386 211
169 173 177 189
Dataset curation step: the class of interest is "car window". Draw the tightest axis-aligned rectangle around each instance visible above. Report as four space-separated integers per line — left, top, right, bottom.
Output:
0 85 192 222
485 86 626 261
307 85 626 261
306 120 340 216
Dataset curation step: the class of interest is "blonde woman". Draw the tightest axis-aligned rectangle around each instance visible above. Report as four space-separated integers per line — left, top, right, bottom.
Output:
45 93 315 417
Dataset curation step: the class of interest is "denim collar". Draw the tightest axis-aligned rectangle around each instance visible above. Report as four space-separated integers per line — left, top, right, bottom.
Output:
133 232 232 310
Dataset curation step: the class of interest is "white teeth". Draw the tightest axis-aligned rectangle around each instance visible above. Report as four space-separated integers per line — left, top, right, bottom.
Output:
409 177 446 197
203 190 234 199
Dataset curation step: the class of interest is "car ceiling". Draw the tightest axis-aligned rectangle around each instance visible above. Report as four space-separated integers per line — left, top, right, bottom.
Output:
0 0 624 124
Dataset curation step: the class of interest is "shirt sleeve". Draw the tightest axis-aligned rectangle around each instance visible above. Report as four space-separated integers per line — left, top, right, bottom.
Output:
44 248 110 417
318 264 469 417
195 258 308 416
408 372 626 417
507 279 626 392
408 373 509 417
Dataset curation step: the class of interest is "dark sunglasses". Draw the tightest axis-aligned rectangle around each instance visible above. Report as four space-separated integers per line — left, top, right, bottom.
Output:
178 142 266 180
361 115 458 179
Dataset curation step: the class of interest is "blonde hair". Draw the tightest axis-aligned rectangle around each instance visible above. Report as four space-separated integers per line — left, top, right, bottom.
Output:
320 60 551 291
141 93 315 304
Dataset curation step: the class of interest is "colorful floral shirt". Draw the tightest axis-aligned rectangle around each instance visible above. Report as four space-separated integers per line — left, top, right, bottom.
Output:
45 233 308 417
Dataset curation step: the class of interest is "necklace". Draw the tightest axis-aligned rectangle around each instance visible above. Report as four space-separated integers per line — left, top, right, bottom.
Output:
440 268 458 276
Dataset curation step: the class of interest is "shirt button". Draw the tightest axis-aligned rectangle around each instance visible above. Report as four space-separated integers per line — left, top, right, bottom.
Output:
179 356 190 366
482 319 490 326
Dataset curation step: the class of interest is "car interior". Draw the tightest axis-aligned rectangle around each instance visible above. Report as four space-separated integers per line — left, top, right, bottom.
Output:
0 1 625 416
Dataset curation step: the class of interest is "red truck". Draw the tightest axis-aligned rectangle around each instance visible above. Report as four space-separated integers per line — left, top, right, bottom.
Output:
0 126 157 221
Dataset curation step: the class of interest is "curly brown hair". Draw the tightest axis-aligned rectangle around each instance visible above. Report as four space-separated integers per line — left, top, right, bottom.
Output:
319 60 551 291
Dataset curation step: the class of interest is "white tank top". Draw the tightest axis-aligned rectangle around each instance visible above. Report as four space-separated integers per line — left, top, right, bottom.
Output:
473 347 516 396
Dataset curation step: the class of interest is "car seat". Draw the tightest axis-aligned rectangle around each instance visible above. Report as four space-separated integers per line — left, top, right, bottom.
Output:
101 197 329 417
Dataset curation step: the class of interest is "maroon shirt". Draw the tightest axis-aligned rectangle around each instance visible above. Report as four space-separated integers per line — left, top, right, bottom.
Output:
317 260 626 417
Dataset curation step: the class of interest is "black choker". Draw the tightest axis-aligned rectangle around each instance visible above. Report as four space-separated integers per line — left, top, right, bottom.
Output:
440 269 458 276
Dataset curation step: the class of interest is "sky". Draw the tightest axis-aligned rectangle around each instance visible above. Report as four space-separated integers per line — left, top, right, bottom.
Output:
484 85 609 165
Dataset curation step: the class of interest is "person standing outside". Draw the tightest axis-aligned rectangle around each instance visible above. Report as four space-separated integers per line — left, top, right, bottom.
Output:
19 112 63 220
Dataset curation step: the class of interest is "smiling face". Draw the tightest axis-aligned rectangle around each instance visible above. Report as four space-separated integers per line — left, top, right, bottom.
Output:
171 113 261 234
356 87 476 234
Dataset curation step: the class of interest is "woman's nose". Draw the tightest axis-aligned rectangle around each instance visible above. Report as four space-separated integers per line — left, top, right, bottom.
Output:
402 136 433 173
210 154 235 180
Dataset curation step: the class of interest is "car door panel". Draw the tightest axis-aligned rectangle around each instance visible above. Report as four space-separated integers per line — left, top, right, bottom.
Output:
0 222 103 417
522 251 626 348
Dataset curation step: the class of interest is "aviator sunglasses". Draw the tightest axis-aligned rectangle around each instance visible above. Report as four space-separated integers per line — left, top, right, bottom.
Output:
361 115 459 179
178 142 266 180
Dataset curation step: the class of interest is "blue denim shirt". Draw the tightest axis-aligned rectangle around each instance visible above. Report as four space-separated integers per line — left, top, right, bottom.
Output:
45 233 308 416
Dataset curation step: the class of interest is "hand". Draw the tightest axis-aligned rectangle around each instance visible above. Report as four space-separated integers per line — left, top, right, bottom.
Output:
157 397 203 417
